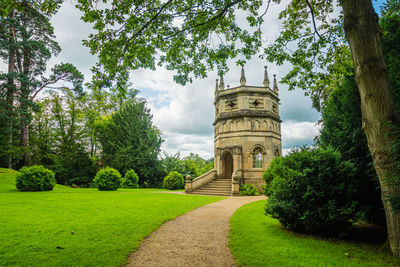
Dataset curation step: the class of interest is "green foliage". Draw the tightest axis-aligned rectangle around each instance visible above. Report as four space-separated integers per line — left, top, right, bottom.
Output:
76 0 264 86
239 183 259 196
230 201 400 267
161 152 214 179
262 156 285 196
0 3 83 168
16 165 55 191
123 169 139 189
381 0 400 114
99 99 164 187
93 167 122 191
30 91 97 186
162 171 184 190
318 76 385 225
265 147 358 237
263 1 352 110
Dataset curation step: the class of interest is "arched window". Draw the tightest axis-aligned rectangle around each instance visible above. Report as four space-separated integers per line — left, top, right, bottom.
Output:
252 147 263 168
274 147 280 157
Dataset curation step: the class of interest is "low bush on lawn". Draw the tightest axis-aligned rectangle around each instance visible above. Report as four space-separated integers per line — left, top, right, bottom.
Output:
123 169 139 188
94 167 122 191
162 171 184 190
240 184 259 196
16 165 56 191
264 147 358 237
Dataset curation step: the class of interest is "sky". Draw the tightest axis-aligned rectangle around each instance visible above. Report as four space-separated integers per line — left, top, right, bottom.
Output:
2 0 387 159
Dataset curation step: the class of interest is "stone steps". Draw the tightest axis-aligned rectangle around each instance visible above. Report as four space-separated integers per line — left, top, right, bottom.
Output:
188 178 232 196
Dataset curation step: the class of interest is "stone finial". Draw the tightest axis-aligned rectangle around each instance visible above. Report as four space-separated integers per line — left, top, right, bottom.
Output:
240 65 246 86
263 66 270 88
219 75 224 90
215 79 219 92
273 74 278 93
186 175 192 182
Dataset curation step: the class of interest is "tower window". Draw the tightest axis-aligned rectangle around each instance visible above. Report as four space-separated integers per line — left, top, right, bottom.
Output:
252 147 263 168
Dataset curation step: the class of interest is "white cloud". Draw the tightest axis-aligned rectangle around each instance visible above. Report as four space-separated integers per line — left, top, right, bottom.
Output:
281 121 321 149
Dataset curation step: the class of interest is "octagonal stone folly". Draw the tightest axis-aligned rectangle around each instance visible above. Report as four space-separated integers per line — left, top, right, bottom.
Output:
185 66 282 195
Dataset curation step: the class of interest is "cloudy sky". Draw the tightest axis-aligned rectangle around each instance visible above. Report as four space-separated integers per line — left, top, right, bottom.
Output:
3 1 385 159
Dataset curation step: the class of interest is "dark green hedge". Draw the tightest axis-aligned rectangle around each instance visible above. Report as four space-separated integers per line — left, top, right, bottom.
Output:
264 147 357 237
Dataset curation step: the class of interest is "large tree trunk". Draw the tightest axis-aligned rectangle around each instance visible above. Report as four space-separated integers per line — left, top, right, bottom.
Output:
6 8 16 169
340 0 400 257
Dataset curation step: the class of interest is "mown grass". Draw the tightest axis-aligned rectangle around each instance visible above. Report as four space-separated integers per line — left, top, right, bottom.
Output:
0 169 224 266
229 200 400 267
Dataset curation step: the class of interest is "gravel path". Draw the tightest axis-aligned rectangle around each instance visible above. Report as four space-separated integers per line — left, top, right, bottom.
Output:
125 195 265 267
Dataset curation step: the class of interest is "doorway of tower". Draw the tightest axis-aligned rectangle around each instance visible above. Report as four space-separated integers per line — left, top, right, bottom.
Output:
222 151 233 179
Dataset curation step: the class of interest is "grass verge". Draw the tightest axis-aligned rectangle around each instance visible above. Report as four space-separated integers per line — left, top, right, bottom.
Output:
229 200 400 267
0 169 224 266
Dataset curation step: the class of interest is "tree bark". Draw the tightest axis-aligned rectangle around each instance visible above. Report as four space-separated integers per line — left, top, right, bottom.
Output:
20 6 32 167
340 0 400 257
6 8 16 169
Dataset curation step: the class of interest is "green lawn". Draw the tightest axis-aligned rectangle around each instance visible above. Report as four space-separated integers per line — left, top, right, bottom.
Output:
229 200 400 267
0 169 224 266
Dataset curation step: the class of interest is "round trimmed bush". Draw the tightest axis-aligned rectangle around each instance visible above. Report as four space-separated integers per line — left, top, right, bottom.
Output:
162 171 184 190
93 167 122 191
123 169 139 188
240 184 259 196
16 165 56 191
264 147 357 237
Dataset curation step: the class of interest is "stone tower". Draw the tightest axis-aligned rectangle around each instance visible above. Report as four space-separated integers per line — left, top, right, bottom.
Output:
213 66 282 191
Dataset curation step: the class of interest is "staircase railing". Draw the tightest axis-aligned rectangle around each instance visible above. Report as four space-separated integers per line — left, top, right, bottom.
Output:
185 169 217 193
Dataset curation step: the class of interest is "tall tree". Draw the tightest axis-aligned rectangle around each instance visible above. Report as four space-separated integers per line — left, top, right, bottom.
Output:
319 76 385 226
77 0 400 255
98 98 164 186
0 2 83 167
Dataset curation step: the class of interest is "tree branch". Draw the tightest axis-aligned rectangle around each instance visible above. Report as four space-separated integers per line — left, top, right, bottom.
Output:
305 0 322 39
122 0 174 56
30 73 68 100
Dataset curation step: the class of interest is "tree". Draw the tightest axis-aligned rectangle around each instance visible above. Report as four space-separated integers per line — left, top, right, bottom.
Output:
0 1 83 167
318 1 400 227
319 76 385 225
98 98 164 186
77 0 400 256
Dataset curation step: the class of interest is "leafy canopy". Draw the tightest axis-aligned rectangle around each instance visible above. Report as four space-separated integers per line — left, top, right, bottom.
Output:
77 0 352 109
76 0 265 86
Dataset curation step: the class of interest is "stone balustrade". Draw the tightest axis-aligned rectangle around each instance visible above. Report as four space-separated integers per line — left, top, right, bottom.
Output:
185 169 217 193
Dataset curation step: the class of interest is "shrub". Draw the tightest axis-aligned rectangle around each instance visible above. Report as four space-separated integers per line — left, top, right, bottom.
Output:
240 184 259 196
162 171 184 190
93 167 122 191
264 147 357 237
123 169 139 188
16 165 56 191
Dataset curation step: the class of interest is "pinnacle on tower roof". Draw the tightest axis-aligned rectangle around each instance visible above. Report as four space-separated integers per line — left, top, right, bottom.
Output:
219 75 225 90
273 74 279 93
215 79 219 92
240 65 246 86
263 66 270 88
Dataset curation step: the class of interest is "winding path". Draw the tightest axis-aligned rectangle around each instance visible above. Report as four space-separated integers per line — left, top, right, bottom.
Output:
125 195 265 267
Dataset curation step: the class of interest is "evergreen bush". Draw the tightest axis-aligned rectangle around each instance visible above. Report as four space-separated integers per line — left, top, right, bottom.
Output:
16 165 56 191
264 147 358 237
240 184 259 196
162 171 184 190
93 167 122 191
123 169 139 188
